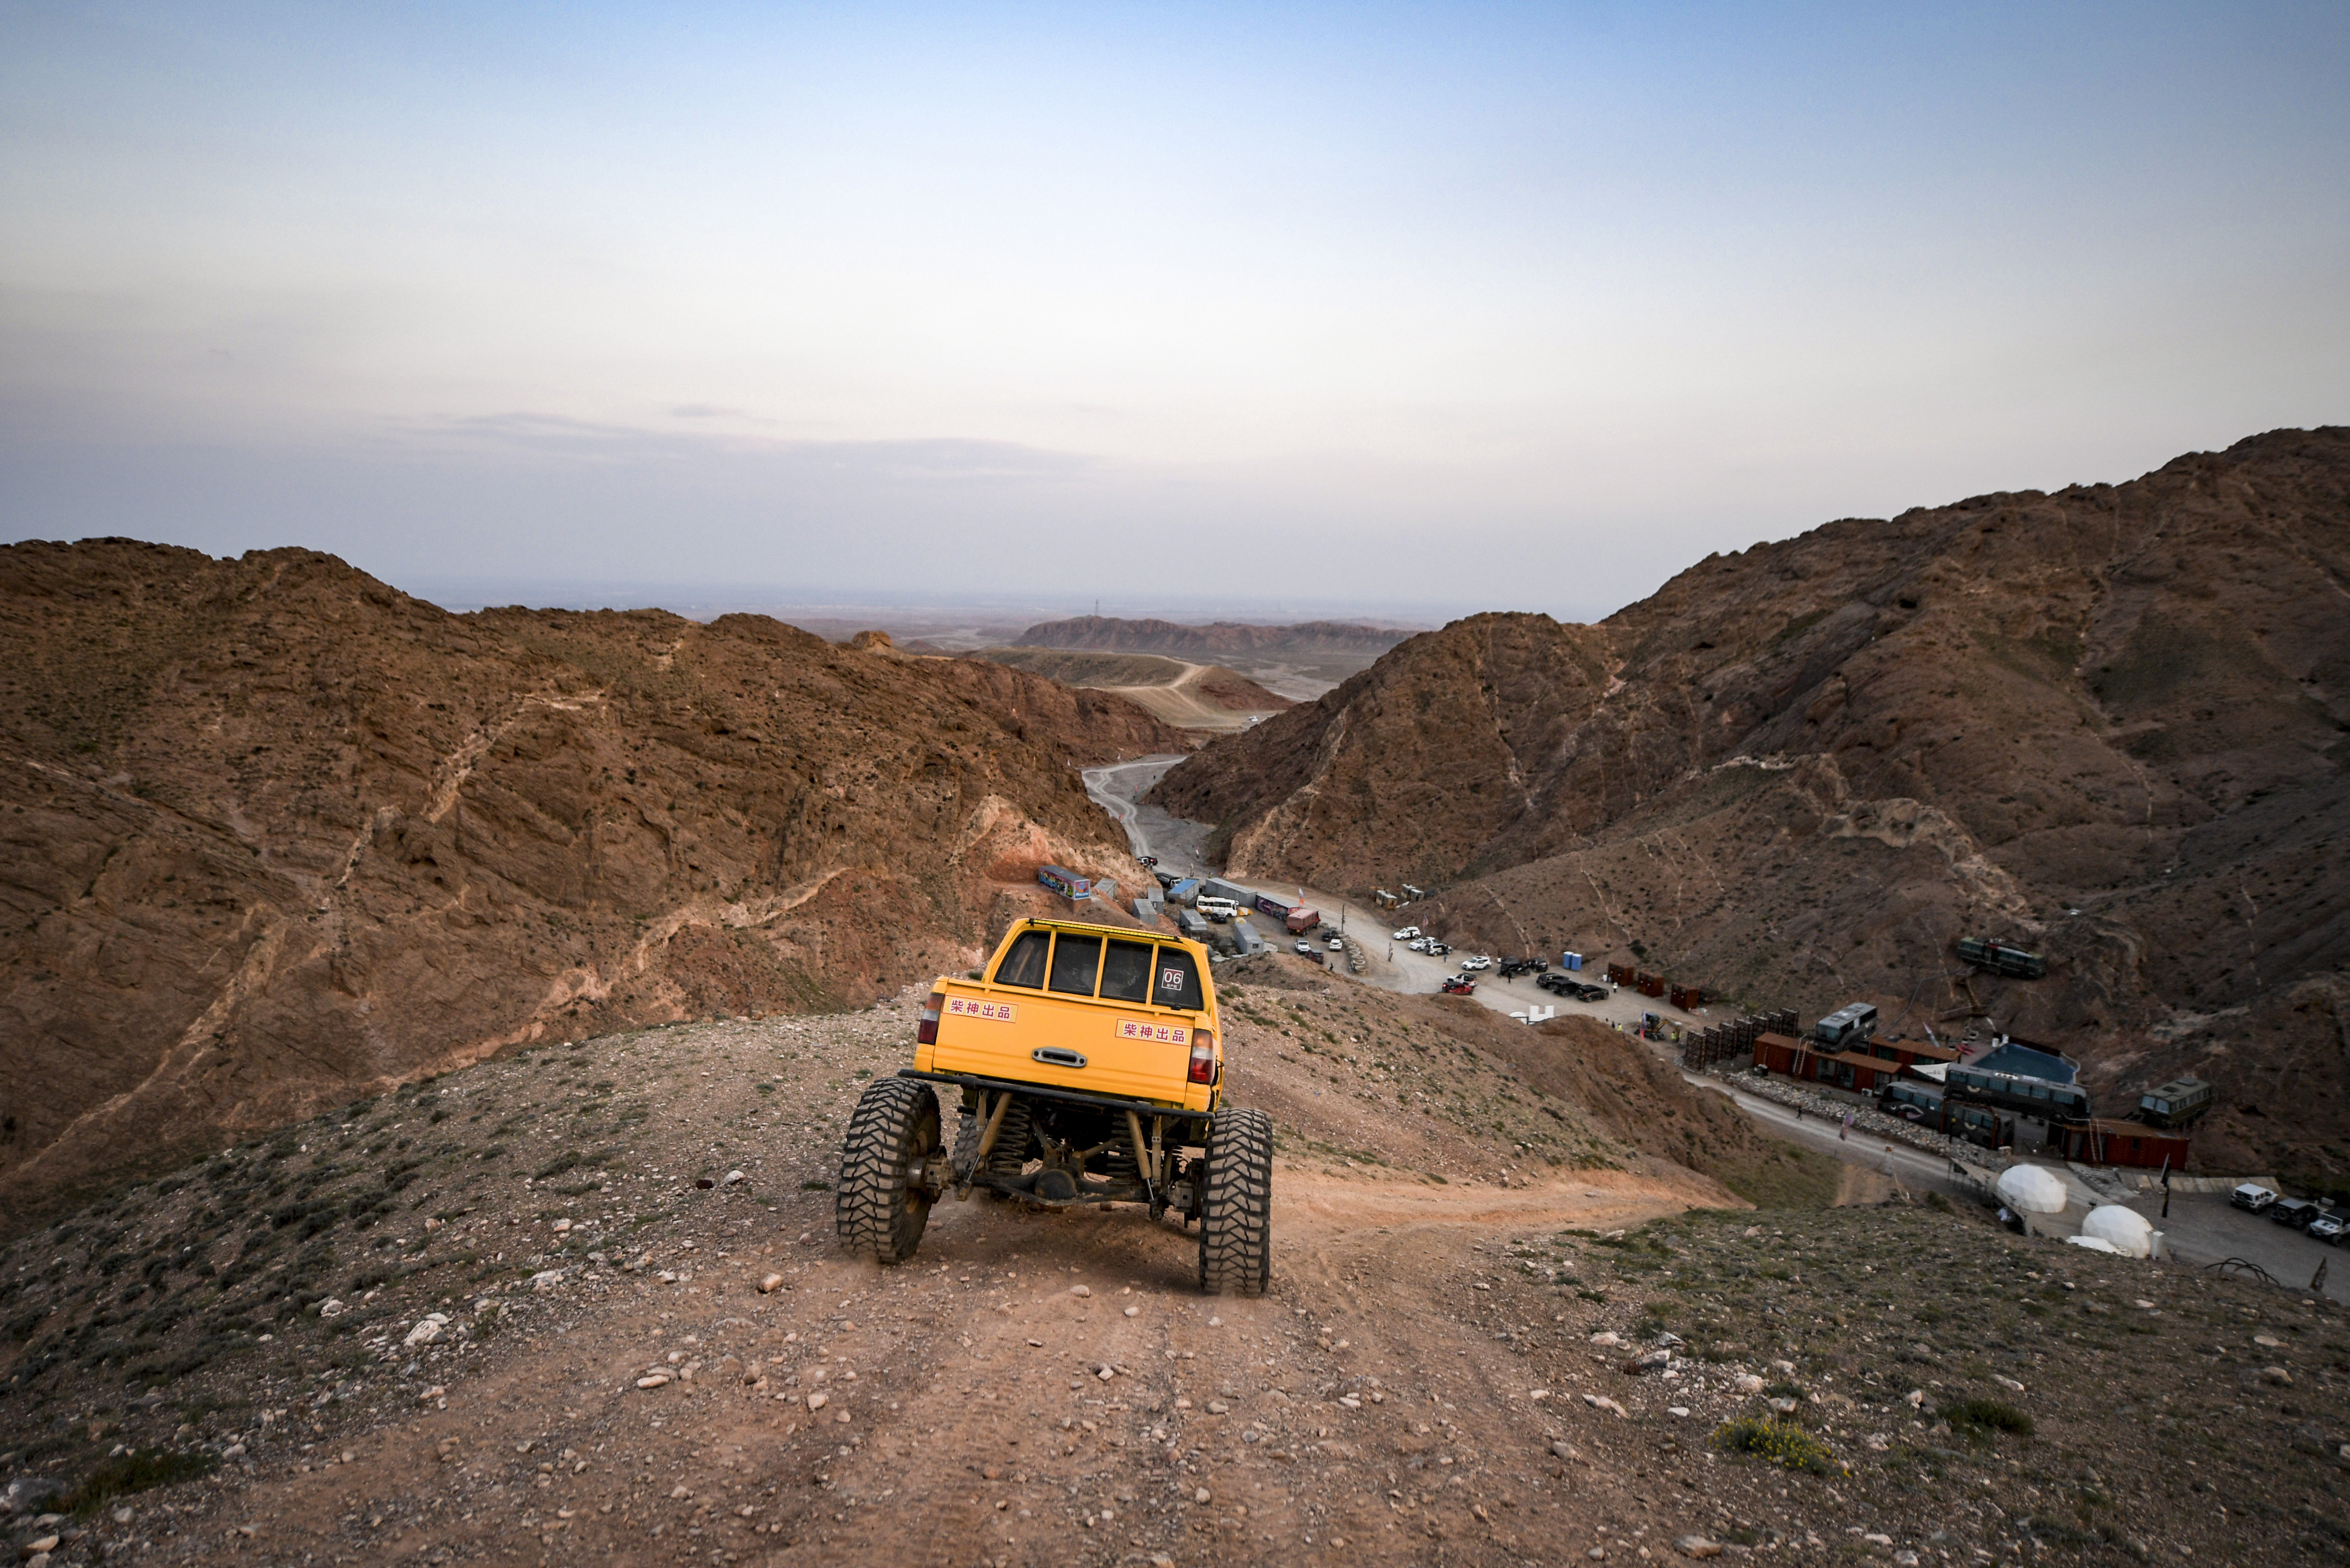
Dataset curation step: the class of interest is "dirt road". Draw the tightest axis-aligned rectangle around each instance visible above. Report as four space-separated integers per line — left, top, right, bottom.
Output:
1085 762 1678 1036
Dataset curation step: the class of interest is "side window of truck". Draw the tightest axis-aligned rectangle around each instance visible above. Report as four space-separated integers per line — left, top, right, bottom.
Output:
994 931 1051 989
1152 948 1203 1010
1048 934 1104 996
1099 940 1153 1002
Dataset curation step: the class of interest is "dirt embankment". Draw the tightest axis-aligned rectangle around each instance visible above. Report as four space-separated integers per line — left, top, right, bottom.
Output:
3 965 2339 1568
1150 428 2350 1183
0 541 1187 1220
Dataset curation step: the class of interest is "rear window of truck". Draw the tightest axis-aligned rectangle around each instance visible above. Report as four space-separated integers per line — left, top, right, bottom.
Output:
994 931 1050 989
1100 939 1154 1002
1152 947 1202 1009
1048 934 1103 995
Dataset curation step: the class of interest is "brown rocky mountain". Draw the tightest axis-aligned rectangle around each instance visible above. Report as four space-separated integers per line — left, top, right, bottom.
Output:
0 541 1185 1221
1017 615 1416 656
1152 428 2350 1185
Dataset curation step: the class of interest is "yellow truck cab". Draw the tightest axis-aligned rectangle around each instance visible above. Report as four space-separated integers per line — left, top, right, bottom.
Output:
834 915 1270 1294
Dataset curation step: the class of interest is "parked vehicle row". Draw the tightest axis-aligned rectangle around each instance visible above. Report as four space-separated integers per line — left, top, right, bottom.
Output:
2236 1185 2350 1244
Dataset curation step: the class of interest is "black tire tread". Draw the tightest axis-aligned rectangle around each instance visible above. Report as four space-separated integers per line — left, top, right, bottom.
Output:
835 1078 940 1265
1197 1106 1273 1296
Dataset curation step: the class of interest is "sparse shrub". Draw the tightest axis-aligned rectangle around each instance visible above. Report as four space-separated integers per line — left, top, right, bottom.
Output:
1710 1416 1836 1475
59 1449 217 1516
1943 1397 2034 1437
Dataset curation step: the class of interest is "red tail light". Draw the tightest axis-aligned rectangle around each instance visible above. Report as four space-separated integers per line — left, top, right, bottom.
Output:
1187 1032 1218 1085
917 991 944 1046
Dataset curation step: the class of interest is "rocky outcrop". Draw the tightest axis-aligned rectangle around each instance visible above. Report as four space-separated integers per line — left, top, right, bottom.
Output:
0 542 1185 1219
1152 428 2350 1180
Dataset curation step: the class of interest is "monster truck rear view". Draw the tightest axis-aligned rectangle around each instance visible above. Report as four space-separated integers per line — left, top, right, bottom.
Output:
835 915 1270 1295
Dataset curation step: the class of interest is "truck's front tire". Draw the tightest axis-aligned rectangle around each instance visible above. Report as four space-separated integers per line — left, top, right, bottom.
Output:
1197 1107 1272 1296
836 1078 941 1265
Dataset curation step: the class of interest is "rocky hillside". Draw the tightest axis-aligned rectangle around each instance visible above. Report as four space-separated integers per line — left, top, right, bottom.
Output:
1018 616 1416 657
1151 427 2350 1183
0 541 1186 1220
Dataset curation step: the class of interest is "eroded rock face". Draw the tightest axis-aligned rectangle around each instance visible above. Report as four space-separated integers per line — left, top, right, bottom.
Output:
0 541 1185 1217
1152 427 2350 1178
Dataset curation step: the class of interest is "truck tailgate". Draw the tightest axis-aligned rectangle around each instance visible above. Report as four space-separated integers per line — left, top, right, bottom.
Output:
917 985 1211 1112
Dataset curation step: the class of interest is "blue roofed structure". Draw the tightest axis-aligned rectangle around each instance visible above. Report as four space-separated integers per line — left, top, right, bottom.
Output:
1972 1038 2077 1084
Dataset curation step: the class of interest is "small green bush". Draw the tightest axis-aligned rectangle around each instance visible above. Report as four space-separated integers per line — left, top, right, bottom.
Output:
1710 1417 1837 1475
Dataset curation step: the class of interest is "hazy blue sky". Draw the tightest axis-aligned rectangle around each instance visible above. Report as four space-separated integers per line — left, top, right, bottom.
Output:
5 3 2346 623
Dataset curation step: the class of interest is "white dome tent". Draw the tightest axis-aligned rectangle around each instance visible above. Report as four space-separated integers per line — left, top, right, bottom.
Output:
2080 1205 2158 1258
1996 1164 2068 1215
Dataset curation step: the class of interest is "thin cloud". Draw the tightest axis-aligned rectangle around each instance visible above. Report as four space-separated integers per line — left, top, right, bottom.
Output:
403 412 1095 479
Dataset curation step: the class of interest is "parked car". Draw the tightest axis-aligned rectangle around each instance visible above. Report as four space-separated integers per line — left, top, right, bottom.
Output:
1427 941 1451 955
2231 1183 2278 1214
1293 940 1315 955
2308 1211 2349 1245
1327 938 1346 952
1407 938 1430 953
1462 955 1492 971
2271 1197 2320 1229
1393 926 1420 940
1440 976 1475 995
1571 982 1608 1002
1536 972 1574 995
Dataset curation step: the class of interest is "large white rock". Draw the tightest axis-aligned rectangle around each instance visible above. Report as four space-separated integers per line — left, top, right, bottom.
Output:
1996 1164 2069 1214
2079 1204 2156 1257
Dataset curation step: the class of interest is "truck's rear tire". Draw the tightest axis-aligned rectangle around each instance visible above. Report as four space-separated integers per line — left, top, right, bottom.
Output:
1197 1107 1272 1296
836 1078 940 1265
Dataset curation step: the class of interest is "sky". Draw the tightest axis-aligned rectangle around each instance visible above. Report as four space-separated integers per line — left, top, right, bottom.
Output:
4 3 2347 625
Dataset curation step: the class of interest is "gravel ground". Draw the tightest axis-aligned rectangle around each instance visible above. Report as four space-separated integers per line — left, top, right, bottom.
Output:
3 989 2347 1568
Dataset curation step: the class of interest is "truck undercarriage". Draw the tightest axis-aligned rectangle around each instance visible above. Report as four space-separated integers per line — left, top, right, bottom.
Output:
835 1070 1271 1294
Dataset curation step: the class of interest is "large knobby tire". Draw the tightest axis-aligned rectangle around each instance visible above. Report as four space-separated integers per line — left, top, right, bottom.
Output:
836 1078 941 1265
1197 1106 1272 1296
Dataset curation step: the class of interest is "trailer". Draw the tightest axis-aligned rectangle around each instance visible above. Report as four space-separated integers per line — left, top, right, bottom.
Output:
1165 878 1203 907
1811 1002 1879 1050
1037 864 1091 900
1957 935 2048 979
1200 878 1256 910
2136 1077 2212 1129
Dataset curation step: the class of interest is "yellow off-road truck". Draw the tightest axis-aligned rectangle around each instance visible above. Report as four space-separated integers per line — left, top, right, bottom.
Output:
835 915 1271 1295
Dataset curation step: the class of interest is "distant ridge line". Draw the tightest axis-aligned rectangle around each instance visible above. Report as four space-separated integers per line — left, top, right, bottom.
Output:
1019 615 1417 655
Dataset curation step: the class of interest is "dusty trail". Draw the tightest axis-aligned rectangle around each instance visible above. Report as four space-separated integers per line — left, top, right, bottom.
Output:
315 1163 1705 1568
